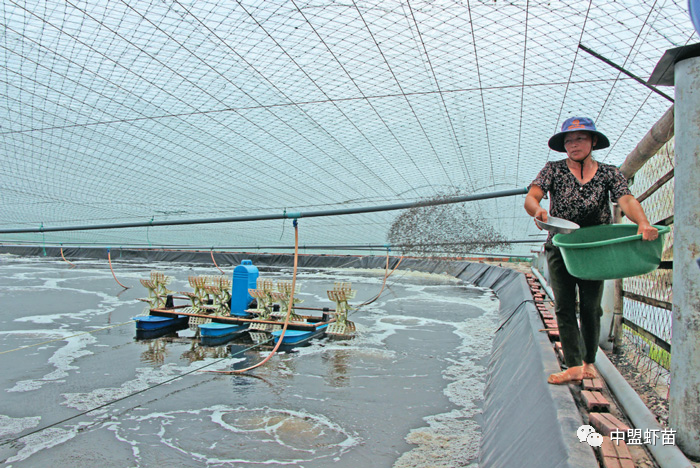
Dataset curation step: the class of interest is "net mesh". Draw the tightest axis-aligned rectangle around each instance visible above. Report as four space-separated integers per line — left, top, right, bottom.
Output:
1 0 693 253
618 137 675 396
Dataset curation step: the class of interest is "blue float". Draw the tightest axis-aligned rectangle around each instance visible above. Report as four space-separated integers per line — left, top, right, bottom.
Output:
132 315 188 331
271 324 328 347
199 322 248 338
199 322 249 346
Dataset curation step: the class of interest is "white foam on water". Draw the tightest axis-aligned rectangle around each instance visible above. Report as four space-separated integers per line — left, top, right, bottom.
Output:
336 267 463 284
3 356 240 463
11 284 129 325
6 332 97 393
4 427 78 465
396 415 480 468
102 420 141 461
277 267 464 305
380 282 495 308
289 393 328 402
393 289 499 468
61 358 241 411
104 405 360 466
14 309 99 325
0 414 41 438
297 283 493 360
288 279 499 467
292 319 401 360
1 262 134 319
294 337 397 361
0 329 68 339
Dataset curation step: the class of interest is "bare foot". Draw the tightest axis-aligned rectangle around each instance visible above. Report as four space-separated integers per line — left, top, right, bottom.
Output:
582 363 598 379
548 366 583 385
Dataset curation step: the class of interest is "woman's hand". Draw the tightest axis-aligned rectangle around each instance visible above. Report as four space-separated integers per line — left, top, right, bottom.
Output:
637 223 659 241
618 195 658 241
534 207 548 229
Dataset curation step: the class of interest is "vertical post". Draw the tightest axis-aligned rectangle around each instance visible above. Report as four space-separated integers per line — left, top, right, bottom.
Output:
669 55 700 459
599 279 615 350
609 205 625 352
611 279 624 352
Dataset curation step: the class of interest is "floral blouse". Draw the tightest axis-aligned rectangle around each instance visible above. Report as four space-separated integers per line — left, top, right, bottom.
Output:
531 159 632 243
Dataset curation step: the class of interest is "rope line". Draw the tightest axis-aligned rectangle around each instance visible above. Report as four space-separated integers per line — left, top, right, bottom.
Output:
495 299 535 333
40 223 46 256
349 265 411 322
210 248 225 274
60 245 76 268
147 216 153 247
205 219 301 375
107 249 130 289
356 251 404 308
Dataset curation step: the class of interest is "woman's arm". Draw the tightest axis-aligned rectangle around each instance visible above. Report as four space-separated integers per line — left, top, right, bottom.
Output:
524 185 548 226
617 194 659 241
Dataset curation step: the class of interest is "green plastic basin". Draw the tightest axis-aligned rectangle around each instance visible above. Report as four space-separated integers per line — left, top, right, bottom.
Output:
552 224 670 280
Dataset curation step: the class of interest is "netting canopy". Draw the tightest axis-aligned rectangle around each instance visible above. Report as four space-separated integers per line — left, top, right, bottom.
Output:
1 0 694 255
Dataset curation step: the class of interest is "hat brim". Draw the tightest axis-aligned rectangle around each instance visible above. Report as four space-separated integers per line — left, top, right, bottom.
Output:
548 130 610 153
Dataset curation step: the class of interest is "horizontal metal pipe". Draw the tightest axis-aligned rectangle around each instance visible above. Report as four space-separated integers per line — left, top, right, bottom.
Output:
530 266 555 302
0 187 528 234
622 290 672 311
0 238 546 250
621 317 672 354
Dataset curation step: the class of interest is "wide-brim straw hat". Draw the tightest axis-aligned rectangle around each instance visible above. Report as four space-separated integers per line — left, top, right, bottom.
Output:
548 116 610 153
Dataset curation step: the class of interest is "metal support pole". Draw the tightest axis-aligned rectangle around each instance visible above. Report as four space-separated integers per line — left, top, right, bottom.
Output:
0 187 527 234
619 105 674 180
611 279 624 352
669 55 700 459
609 205 625 352
599 279 615 351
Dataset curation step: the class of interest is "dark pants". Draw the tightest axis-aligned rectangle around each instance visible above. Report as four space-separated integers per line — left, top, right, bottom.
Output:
545 244 604 367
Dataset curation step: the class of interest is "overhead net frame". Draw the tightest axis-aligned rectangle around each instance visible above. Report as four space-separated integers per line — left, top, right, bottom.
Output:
0 1 694 256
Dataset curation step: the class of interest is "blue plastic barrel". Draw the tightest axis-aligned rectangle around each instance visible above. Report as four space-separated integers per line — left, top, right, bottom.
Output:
230 260 259 316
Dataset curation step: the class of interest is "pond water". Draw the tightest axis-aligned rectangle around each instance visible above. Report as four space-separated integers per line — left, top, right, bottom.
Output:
0 254 499 467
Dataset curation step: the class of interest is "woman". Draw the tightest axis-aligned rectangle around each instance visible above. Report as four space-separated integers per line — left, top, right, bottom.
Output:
524 117 658 384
